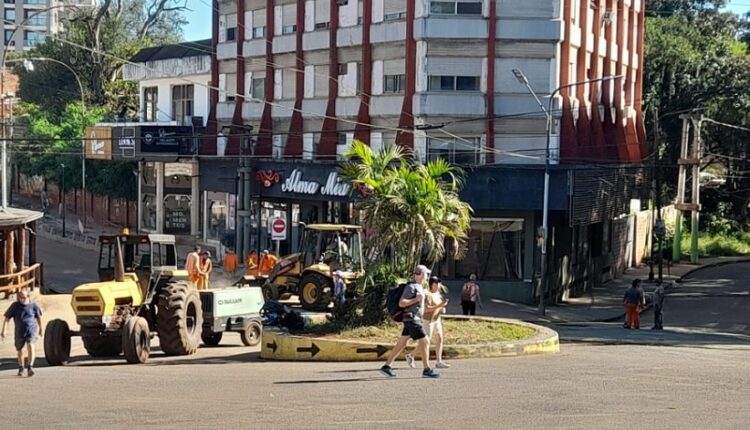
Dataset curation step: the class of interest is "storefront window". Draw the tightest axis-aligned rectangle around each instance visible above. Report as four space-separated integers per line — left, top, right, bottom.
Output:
455 219 525 280
206 191 236 245
164 195 191 234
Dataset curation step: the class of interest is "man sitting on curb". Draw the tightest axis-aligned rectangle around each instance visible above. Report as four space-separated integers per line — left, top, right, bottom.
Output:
379 265 441 379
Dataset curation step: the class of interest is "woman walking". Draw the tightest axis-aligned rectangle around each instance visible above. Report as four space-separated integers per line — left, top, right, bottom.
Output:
424 276 450 368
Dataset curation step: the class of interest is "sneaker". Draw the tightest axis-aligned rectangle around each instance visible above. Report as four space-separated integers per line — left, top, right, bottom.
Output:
17 368 24 377
380 365 397 378
435 361 451 369
422 368 441 378
405 353 416 368
27 367 35 377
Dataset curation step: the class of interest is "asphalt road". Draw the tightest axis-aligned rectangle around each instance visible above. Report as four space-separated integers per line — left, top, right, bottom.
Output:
0 343 749 429
37 235 99 293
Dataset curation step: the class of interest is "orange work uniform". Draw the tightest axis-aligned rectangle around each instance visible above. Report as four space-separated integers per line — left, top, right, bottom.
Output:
186 252 201 288
198 258 212 291
258 254 278 276
245 254 259 276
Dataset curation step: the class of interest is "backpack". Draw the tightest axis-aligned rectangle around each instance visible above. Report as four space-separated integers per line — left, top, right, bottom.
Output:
386 283 409 322
261 300 305 333
461 283 476 302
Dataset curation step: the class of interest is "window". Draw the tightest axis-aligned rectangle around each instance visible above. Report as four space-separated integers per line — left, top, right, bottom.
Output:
24 0 45 4
384 11 407 21
4 29 12 43
251 77 266 98
252 26 265 38
143 87 158 122
338 63 348 76
428 75 479 91
172 84 194 123
383 74 405 93
23 31 44 47
226 27 236 41
314 22 329 30
282 24 296 34
24 10 47 26
430 1 482 15
455 219 526 280
427 136 480 165
4 8 15 21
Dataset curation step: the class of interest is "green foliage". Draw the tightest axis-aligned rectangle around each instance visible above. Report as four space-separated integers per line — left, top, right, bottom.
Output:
679 232 750 257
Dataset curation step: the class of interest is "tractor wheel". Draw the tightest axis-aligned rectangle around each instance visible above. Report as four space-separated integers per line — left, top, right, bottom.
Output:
82 335 122 357
298 272 333 312
241 320 262 347
122 316 150 364
262 284 279 301
157 281 203 356
44 319 71 366
201 331 223 346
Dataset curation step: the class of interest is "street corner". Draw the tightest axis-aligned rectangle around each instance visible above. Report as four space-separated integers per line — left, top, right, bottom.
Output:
259 317 559 362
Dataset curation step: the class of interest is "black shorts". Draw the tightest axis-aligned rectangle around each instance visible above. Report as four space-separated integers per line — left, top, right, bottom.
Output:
401 320 427 340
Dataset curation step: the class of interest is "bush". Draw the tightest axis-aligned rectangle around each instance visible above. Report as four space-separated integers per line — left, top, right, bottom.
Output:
678 232 750 258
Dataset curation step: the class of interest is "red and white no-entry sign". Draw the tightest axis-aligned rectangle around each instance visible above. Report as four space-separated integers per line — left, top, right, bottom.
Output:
270 217 287 240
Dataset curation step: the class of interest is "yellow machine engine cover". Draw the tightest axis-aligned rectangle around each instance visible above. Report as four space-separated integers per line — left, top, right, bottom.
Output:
71 273 144 317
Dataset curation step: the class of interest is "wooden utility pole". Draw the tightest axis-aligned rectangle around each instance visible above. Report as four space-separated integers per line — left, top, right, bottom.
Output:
672 114 703 263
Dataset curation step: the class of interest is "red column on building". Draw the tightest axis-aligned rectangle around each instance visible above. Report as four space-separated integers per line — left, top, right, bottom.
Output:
203 0 220 155
354 0 373 145
575 0 593 159
559 0 578 161
285 0 306 158
229 0 246 156
255 0 276 156
588 0 606 159
318 1 341 158
395 0 416 150
486 1 497 164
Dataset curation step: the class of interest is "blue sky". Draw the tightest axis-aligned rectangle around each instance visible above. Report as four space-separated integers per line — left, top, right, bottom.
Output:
183 1 212 41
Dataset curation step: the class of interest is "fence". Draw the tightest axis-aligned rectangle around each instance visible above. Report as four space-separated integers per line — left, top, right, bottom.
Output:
0 263 43 296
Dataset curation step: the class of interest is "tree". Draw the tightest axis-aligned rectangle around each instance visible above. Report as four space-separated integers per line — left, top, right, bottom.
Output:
16 0 188 118
341 140 473 277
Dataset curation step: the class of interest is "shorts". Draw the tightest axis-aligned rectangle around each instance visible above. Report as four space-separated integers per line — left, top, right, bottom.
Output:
15 334 37 351
427 319 443 341
401 320 427 341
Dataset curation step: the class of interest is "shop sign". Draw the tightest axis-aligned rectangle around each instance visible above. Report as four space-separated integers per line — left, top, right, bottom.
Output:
280 169 351 197
85 127 112 160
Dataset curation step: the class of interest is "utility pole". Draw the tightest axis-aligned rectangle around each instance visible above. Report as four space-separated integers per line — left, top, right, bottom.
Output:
672 114 703 263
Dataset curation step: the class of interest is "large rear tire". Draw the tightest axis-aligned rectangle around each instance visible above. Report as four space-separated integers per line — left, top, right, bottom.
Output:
157 281 203 356
122 316 150 364
298 272 333 312
262 284 279 301
44 319 71 366
82 335 122 357
240 320 262 347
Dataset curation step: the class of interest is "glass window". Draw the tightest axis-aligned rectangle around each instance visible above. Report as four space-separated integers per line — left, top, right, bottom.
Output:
23 10 47 26
428 75 455 91
4 8 15 21
314 21 329 30
143 87 158 122
164 195 191 235
226 27 236 41
454 219 526 281
206 192 228 243
23 31 44 47
383 74 405 93
172 84 194 123
431 1 456 14
427 136 480 165
24 0 46 4
456 76 479 91
142 194 157 231
251 77 265 98
456 2 483 15
282 24 296 34
252 26 265 38
4 29 12 43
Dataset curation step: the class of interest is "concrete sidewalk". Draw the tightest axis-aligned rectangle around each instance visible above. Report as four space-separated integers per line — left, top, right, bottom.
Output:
442 256 750 325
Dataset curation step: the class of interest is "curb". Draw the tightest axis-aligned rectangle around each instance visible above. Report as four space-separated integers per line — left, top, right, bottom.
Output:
36 226 99 251
677 258 750 282
260 316 559 362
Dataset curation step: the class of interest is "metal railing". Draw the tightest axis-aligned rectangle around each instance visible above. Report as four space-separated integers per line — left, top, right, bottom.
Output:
0 262 44 295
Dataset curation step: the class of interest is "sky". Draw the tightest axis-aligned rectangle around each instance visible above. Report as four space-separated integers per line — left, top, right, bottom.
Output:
183 1 212 41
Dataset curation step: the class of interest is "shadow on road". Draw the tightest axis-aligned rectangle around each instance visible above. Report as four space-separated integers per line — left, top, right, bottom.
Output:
274 376 421 385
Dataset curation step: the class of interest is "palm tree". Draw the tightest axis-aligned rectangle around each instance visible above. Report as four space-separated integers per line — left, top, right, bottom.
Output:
341 140 472 277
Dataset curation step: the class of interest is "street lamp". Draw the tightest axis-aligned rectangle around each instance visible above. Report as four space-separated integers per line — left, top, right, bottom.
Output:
60 163 66 238
14 57 88 227
512 69 623 316
0 2 78 211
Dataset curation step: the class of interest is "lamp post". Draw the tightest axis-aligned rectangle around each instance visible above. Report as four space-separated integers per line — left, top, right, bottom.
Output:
61 163 66 238
512 69 623 316
12 57 87 227
0 2 76 211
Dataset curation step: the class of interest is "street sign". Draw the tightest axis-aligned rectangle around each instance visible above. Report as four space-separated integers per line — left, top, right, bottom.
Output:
270 217 287 240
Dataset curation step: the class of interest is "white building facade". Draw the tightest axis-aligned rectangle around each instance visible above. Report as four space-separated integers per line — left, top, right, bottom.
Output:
3 0 95 52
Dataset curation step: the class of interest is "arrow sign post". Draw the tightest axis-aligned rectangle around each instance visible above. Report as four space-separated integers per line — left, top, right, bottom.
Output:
266 340 278 354
296 343 321 357
356 345 389 358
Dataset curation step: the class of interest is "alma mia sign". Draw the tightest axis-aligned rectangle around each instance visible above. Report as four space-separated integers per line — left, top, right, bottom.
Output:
281 169 351 197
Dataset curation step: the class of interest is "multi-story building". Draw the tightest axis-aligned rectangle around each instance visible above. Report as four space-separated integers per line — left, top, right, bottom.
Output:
2 0 95 52
201 0 648 302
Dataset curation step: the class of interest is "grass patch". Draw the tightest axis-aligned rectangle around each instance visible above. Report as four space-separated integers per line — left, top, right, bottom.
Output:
305 319 537 345
678 232 750 258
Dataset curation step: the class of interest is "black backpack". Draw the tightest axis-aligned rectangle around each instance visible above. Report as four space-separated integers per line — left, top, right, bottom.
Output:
387 283 409 322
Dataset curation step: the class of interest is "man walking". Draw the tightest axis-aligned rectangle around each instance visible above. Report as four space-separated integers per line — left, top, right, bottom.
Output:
380 265 440 379
623 279 645 329
652 282 665 330
2 289 44 377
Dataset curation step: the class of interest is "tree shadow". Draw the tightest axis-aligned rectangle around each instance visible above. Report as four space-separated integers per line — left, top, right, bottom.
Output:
274 376 422 385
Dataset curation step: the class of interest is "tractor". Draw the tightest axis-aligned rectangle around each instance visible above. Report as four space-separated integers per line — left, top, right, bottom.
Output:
44 233 202 365
261 224 364 311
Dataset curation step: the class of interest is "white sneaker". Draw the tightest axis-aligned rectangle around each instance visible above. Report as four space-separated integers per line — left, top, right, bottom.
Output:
435 361 451 369
405 353 416 368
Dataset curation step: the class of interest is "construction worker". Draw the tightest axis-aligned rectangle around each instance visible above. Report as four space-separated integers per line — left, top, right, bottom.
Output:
245 250 259 276
258 250 278 277
198 251 213 291
186 246 201 289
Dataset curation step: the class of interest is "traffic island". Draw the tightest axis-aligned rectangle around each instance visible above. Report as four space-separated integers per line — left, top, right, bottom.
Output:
260 316 559 361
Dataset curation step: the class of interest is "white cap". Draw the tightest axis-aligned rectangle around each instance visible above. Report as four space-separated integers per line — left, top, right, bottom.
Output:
414 265 431 275
333 270 343 277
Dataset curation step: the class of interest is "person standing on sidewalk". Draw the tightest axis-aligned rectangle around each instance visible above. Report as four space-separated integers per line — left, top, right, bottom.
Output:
1 289 43 377
460 274 483 316
623 279 645 329
652 282 665 330
380 265 440 379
